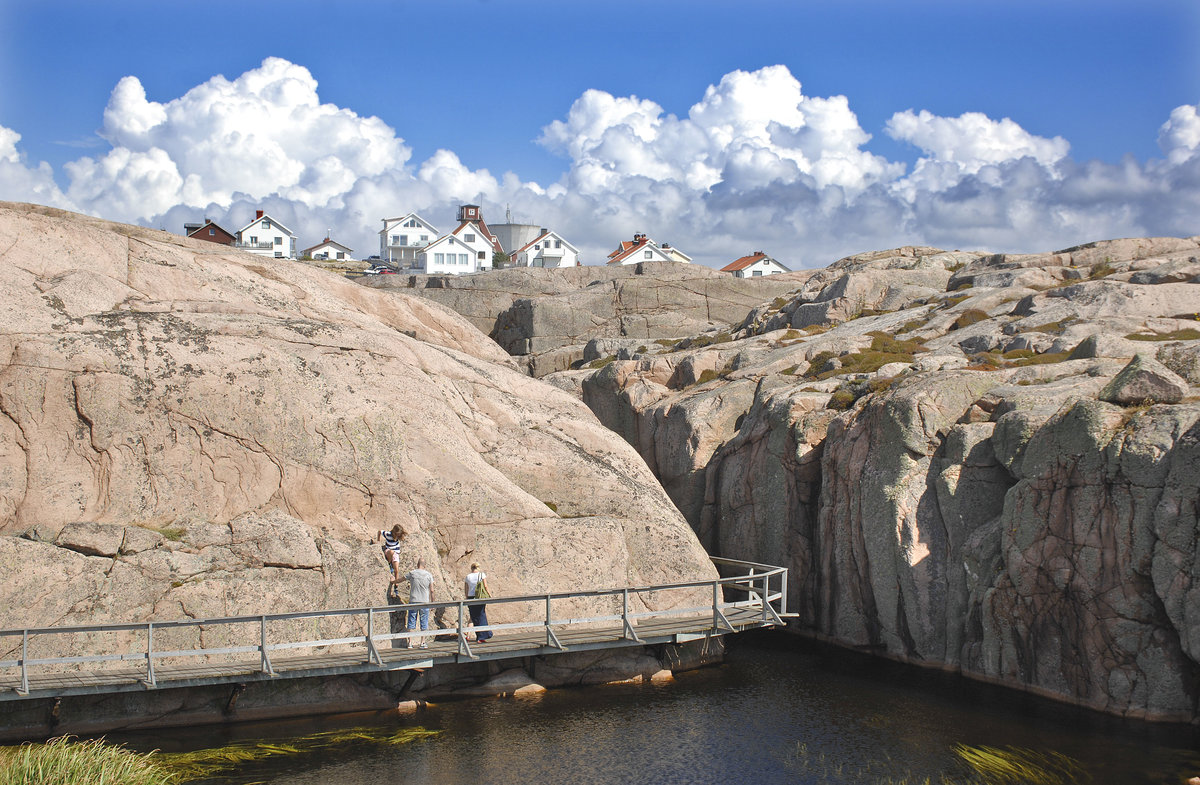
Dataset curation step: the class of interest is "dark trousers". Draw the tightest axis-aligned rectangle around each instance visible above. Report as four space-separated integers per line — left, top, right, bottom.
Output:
468 602 492 640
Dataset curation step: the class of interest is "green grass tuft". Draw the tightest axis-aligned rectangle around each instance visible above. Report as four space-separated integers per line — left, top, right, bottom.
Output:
953 743 1086 785
0 736 176 785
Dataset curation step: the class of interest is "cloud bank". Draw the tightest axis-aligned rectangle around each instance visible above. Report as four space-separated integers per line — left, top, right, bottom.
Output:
1 57 1197 268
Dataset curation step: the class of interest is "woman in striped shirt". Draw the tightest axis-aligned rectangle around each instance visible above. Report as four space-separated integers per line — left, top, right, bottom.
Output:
374 525 405 584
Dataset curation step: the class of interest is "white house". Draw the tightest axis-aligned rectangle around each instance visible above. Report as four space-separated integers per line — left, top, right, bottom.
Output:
302 238 355 262
512 229 580 268
606 233 688 265
415 204 500 275
721 251 791 278
235 210 297 259
379 213 438 267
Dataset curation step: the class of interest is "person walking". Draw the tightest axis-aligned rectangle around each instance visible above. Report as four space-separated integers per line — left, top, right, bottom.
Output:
403 557 434 648
464 562 493 642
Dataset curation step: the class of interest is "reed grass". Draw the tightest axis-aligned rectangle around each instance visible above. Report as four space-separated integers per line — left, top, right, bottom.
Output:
158 726 439 780
0 736 176 785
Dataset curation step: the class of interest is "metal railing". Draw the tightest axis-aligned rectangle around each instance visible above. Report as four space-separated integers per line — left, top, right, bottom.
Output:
0 557 787 697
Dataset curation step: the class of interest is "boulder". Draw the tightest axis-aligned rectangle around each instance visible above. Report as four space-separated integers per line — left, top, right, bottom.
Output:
1099 354 1190 405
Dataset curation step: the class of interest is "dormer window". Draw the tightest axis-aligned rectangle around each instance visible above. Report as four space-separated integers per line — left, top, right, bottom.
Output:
644 250 653 259
263 219 271 229
465 233 476 243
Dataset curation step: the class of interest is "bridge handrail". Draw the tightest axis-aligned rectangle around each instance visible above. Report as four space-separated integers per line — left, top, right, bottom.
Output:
0 560 785 638
1 557 787 694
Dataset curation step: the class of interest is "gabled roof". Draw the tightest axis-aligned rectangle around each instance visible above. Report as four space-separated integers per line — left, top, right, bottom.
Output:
380 213 438 236
237 213 294 237
721 252 790 273
185 219 235 239
451 219 500 250
607 235 671 265
514 229 579 255
722 252 768 272
302 239 354 256
607 239 638 260
662 245 692 262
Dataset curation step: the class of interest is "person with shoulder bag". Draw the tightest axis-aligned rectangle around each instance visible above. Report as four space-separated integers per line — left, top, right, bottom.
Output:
464 562 493 642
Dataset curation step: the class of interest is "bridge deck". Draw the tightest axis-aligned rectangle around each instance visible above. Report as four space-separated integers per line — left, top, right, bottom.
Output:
1 605 772 702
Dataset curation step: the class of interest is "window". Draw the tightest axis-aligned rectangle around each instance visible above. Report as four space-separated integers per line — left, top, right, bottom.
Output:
275 252 283 258
434 253 444 265
534 244 540 250
249 235 258 244
752 270 762 276
399 235 407 245
420 235 428 242
464 233 475 243
461 254 469 265
391 235 399 244
336 252 345 260
476 251 484 260
275 237 282 246
644 250 653 259
263 219 271 229
208 227 215 236
555 240 562 248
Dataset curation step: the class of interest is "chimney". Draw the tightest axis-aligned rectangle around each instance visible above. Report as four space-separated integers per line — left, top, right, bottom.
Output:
256 210 264 220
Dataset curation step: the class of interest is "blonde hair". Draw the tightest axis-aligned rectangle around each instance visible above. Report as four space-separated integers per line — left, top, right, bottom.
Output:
470 562 479 572
391 525 403 538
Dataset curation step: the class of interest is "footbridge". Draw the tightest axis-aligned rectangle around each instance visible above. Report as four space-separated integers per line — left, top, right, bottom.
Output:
1 558 789 702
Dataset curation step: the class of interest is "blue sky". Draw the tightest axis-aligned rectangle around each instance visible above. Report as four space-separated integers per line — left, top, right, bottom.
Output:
1 0 1198 268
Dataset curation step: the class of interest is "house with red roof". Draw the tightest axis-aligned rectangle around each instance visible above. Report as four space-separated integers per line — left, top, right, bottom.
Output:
183 218 236 246
416 204 501 275
606 233 691 265
721 251 790 278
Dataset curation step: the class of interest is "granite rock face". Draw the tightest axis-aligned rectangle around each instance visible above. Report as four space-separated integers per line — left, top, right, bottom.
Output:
568 236 1200 721
364 263 807 376
0 203 716 660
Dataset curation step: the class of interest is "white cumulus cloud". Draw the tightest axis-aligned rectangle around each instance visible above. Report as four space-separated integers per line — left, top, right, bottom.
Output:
2 60 1198 269
1159 103 1200 165
0 126 77 211
65 57 409 222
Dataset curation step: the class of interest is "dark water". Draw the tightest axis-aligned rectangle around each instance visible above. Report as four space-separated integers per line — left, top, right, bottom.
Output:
116 632 1200 784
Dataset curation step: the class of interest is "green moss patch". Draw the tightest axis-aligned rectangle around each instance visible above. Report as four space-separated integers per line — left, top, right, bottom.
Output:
950 309 989 330
1125 328 1200 342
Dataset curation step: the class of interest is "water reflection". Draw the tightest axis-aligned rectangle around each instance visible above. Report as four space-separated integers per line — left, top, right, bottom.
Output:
119 632 1200 784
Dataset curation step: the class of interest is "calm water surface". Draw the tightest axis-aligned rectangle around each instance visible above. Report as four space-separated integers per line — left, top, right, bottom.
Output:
117 632 1200 784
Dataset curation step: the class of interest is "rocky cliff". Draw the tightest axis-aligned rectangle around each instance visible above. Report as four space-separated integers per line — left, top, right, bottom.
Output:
0 202 716 660
361 263 805 376
567 239 1200 721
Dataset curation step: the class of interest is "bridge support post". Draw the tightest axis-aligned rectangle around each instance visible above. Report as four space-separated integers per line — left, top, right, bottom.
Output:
143 623 156 688
457 602 474 659
365 609 383 667
621 588 642 643
545 595 564 650
259 616 275 675
18 630 28 696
